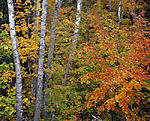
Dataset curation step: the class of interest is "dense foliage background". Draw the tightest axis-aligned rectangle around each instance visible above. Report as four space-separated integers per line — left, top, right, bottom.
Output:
0 0 150 120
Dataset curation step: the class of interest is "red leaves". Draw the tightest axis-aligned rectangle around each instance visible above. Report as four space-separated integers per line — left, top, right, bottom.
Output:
76 10 150 120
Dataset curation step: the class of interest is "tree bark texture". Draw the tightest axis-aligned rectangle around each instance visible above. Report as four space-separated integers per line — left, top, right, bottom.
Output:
109 0 112 12
33 0 47 120
7 0 23 120
63 0 83 82
32 0 41 98
98 0 101 11
43 0 63 118
118 0 125 29
46 0 63 70
118 0 121 26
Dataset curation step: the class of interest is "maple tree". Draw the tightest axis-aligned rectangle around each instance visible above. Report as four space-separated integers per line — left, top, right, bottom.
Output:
0 0 149 120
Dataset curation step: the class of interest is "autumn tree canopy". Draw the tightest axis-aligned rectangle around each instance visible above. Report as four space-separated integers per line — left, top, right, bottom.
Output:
0 0 150 120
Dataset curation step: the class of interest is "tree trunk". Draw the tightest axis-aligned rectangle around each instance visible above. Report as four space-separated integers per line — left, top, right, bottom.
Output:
109 0 112 12
46 0 63 71
33 0 47 120
7 0 23 120
32 0 41 98
118 0 125 29
43 0 63 118
98 0 101 11
63 0 83 83
118 0 121 26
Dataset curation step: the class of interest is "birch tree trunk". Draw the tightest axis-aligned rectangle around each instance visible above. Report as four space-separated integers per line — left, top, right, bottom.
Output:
7 0 23 120
118 0 121 26
43 0 63 118
109 0 112 12
98 0 101 11
33 0 47 120
32 0 41 98
121 6 125 19
63 0 83 83
46 0 63 71
118 0 125 29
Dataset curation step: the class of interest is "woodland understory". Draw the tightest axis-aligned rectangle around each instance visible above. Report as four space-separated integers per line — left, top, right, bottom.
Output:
0 0 150 121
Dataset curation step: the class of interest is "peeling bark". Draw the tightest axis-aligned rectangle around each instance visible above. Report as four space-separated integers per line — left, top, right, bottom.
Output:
7 0 23 120
33 0 47 120
118 0 121 26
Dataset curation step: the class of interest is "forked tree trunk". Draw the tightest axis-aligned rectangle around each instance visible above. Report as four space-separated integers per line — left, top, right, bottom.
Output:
63 0 83 83
34 0 48 120
43 0 63 118
7 0 23 120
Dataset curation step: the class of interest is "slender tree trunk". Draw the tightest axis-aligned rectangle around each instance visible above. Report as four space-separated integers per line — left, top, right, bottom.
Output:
121 6 125 20
63 0 83 83
116 0 122 53
7 0 23 120
118 0 121 27
98 0 101 10
43 0 63 118
124 113 129 121
109 0 112 12
33 0 47 120
87 0 90 42
46 0 63 71
118 0 125 29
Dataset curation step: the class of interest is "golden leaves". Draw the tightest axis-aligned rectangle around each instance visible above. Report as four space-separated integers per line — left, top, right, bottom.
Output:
80 74 90 84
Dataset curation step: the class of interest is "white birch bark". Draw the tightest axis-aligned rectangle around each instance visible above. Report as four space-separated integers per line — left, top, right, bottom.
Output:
63 0 83 82
118 0 125 29
98 0 101 10
109 0 112 12
36 0 41 19
7 0 23 120
33 0 47 120
124 113 129 121
32 0 41 98
118 0 121 26
43 0 63 118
